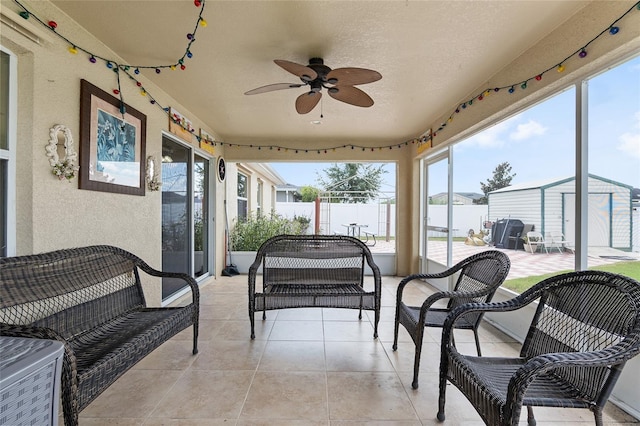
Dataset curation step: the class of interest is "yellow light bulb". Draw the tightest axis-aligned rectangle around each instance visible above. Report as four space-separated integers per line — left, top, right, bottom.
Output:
68 46 78 54
200 18 207 27
557 64 565 73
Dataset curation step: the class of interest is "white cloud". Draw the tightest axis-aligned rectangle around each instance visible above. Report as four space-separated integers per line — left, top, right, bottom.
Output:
617 110 640 159
509 119 547 141
465 120 511 148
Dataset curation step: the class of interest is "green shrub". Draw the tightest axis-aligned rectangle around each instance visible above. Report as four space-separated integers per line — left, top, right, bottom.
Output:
230 210 309 251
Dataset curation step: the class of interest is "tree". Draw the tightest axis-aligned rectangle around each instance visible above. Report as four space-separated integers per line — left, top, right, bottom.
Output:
317 163 386 203
478 162 516 204
299 185 320 202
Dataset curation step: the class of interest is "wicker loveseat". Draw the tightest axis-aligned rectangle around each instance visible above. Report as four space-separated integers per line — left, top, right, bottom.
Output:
0 245 200 426
248 234 381 339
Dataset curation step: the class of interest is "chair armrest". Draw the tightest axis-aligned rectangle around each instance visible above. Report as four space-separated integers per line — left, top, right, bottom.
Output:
503 344 640 422
396 268 463 302
133 257 200 305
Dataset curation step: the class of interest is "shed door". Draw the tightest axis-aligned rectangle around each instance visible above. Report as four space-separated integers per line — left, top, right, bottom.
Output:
564 193 610 246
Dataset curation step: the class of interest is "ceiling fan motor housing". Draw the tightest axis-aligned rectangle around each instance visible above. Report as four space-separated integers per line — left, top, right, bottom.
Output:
306 58 333 83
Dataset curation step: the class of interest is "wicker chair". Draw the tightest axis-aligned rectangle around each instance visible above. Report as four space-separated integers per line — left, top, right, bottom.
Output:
393 250 511 389
437 270 640 426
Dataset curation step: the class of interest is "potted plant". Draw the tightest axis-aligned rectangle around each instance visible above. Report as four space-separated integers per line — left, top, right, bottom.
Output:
229 210 310 272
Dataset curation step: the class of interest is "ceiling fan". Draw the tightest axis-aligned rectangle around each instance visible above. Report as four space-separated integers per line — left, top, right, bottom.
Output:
244 58 382 114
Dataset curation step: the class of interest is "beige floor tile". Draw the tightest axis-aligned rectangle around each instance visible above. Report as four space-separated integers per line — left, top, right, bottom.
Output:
133 340 198 371
275 307 324 320
216 318 272 340
81 370 183 420
259 340 326 371
143 419 232 425
240 371 328 420
150 370 253 419
83 275 637 425
269 319 325 340
327 372 418 421
325 341 395 372
190 339 266 370
323 320 376 342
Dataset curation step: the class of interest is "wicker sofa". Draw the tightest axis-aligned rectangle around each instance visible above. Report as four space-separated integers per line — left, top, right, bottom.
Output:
248 234 381 339
0 245 200 426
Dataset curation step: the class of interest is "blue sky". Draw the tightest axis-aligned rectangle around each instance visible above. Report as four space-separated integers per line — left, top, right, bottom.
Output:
271 55 640 195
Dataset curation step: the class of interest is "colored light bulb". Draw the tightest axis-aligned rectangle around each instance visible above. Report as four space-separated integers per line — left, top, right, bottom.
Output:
89 56 97 63
521 82 527 89
200 19 207 27
509 86 515 93
187 51 193 58
106 62 113 69
113 89 120 95
171 65 176 70
19 11 29 19
557 64 565 73
194 0 201 6
136 81 142 87
535 75 542 81
579 49 587 58
134 68 140 74
187 33 193 40
140 89 146 96
68 46 77 54
155 68 161 74
609 26 619 35
48 20 57 29
181 64 186 70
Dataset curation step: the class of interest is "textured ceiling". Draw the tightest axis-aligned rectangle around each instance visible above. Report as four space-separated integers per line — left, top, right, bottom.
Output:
52 0 588 146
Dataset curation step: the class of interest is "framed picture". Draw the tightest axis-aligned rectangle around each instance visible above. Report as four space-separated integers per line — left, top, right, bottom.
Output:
79 79 147 195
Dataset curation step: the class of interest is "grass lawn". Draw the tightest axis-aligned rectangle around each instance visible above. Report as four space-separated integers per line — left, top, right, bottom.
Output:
503 261 640 294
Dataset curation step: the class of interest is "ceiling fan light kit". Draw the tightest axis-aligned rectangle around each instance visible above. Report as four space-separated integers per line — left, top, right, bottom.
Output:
245 58 381 114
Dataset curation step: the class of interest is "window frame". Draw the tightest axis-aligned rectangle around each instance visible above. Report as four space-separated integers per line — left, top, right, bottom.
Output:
1 46 17 257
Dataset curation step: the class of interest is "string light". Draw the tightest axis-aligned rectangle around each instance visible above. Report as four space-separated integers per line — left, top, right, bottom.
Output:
432 2 639 140
11 0 638 153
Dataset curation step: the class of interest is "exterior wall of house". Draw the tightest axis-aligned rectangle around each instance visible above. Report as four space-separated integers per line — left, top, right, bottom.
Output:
226 162 283 223
1 1 228 305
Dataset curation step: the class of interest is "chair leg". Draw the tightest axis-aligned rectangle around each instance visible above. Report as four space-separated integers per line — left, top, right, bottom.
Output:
411 328 425 389
437 372 447 421
594 408 604 426
393 307 400 351
527 406 536 426
473 328 482 356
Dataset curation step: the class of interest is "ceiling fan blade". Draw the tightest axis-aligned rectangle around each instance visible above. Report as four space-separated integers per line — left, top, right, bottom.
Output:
295 91 322 114
326 68 382 85
274 60 318 82
244 83 305 95
328 85 374 107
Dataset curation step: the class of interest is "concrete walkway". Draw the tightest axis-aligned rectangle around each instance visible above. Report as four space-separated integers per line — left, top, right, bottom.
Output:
365 239 638 280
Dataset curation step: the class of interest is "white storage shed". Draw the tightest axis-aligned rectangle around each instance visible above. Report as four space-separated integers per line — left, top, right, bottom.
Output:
488 174 633 250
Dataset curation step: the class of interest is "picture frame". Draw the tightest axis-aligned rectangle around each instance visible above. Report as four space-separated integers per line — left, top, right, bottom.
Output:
79 79 147 195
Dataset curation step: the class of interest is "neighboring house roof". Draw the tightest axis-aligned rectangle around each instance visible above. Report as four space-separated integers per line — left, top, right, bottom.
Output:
490 174 633 194
431 192 484 200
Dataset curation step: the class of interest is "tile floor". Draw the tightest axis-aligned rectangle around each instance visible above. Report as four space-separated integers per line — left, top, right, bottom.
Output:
79 275 639 425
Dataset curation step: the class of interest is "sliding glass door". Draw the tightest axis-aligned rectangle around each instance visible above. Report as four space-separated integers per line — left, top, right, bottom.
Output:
161 135 213 301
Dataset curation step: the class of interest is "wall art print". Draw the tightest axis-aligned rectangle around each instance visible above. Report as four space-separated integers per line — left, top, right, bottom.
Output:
79 79 147 195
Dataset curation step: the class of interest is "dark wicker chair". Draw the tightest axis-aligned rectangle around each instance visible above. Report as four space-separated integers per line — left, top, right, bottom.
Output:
393 250 511 389
437 270 640 426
